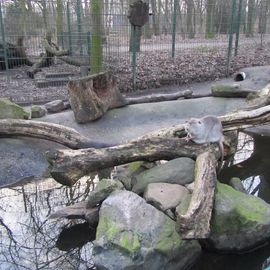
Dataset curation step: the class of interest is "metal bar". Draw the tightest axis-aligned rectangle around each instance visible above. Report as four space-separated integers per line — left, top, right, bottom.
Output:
67 1 72 55
171 0 177 58
0 0 10 83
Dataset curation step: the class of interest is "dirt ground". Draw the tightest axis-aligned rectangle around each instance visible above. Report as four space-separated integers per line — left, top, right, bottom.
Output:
0 41 270 104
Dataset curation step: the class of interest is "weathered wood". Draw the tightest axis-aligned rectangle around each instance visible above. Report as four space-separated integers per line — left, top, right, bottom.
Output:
68 72 127 123
27 32 70 78
59 55 89 67
176 151 217 239
125 90 193 105
0 119 98 149
46 137 211 186
245 83 270 110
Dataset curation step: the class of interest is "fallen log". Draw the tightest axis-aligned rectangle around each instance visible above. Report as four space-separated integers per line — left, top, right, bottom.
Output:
176 151 217 239
211 84 254 98
0 119 105 149
46 137 212 186
125 90 193 105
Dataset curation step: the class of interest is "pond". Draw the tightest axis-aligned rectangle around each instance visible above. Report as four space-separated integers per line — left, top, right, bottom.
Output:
1 133 270 270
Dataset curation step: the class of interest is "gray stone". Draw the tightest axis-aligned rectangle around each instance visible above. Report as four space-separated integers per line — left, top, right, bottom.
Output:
44 100 65 113
0 98 30 119
112 161 155 190
132 158 195 194
87 178 124 208
31 105 47 118
144 183 190 211
93 190 201 270
206 182 270 252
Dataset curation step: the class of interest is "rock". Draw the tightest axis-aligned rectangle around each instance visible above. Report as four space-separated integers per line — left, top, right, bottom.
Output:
0 98 30 119
87 178 124 208
132 158 195 194
144 183 190 212
112 161 155 190
206 182 270 252
44 100 65 113
93 190 201 270
49 201 99 226
229 177 247 193
211 84 254 98
31 105 47 118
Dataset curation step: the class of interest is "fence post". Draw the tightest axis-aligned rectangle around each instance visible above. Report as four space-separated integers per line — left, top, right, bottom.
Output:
76 0 83 56
67 1 73 55
226 0 237 76
171 0 177 58
234 0 243 56
0 1 10 83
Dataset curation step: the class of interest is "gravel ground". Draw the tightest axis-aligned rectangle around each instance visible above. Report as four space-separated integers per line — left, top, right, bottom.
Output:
0 41 269 104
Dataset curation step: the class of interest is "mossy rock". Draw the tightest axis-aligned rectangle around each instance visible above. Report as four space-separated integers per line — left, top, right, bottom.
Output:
0 98 30 119
93 190 201 270
206 182 270 252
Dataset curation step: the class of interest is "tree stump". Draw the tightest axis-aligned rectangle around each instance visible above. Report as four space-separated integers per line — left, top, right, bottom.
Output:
68 72 127 123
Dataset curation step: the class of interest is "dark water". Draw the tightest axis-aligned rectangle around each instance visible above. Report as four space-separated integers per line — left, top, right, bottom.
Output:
1 133 270 270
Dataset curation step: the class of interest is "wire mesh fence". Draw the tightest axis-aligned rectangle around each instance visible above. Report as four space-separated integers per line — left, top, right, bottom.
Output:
0 0 269 101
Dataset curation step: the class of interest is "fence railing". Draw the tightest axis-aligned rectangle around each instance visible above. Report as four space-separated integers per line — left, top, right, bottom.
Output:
0 0 269 97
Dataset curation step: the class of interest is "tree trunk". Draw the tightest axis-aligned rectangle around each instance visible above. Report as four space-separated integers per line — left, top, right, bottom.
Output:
90 0 104 74
246 0 255 37
187 0 195 38
205 0 216 38
56 0 64 47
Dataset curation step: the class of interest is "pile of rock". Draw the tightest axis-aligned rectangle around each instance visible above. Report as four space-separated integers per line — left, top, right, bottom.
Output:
51 158 270 270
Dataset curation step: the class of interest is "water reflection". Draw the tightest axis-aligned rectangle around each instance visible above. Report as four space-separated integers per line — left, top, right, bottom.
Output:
1 133 270 270
191 133 270 270
0 177 96 270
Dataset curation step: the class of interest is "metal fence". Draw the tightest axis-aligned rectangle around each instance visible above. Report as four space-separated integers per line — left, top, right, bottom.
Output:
0 0 269 101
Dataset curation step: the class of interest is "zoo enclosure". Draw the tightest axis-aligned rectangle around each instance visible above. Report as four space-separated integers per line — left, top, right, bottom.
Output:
0 0 269 91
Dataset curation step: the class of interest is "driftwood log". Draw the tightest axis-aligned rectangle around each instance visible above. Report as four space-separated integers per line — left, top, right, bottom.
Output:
176 151 217 239
43 105 270 185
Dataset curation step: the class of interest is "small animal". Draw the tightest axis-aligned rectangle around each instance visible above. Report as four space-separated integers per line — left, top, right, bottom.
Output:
185 115 224 170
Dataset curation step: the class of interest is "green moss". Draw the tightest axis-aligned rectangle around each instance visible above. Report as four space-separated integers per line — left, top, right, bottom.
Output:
0 98 29 119
119 231 140 255
96 215 121 240
128 161 144 173
211 183 270 234
155 218 183 257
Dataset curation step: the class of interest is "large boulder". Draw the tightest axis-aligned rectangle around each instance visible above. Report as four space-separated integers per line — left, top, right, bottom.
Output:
93 190 201 270
206 182 270 252
132 158 195 194
0 98 29 119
